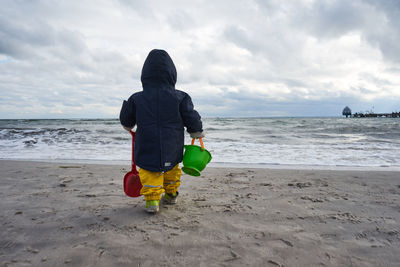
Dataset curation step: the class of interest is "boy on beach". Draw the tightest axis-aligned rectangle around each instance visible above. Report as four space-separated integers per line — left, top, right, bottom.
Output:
119 49 204 213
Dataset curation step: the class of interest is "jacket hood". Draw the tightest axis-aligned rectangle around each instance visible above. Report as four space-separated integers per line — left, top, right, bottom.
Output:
141 49 177 88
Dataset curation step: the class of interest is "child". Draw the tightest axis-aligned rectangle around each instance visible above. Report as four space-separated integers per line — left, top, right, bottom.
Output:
119 49 204 213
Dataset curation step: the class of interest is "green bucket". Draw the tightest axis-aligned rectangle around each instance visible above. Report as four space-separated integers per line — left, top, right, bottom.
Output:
182 138 212 176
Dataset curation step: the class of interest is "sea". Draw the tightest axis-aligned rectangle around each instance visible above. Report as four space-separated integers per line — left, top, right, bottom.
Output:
1 117 400 170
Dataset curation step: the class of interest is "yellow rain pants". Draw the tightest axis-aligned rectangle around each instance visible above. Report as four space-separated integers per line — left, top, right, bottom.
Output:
139 164 182 201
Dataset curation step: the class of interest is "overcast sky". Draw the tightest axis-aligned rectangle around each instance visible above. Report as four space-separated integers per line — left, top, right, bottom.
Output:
1 0 400 119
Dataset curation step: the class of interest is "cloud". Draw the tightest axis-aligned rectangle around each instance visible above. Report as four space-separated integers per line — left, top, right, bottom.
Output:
294 0 368 38
0 0 400 119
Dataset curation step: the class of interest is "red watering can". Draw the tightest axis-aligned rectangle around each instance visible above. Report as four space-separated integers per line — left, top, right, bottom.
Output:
123 130 142 197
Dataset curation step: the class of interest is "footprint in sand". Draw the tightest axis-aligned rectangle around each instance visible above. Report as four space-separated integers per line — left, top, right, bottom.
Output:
267 259 283 266
300 195 324 202
288 182 312 188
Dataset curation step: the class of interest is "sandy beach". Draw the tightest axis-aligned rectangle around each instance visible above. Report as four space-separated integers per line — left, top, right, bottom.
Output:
1 160 399 266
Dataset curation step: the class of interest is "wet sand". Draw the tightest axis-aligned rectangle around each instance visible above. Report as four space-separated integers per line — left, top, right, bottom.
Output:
1 160 399 266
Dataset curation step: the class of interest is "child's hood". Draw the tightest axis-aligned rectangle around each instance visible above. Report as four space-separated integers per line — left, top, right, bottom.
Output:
140 49 177 89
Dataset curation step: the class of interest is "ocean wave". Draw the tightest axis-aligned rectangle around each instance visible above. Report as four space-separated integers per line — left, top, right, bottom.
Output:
1 118 400 167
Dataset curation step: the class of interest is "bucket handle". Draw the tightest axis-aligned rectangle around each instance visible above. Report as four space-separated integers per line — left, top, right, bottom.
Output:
129 130 137 171
191 138 205 151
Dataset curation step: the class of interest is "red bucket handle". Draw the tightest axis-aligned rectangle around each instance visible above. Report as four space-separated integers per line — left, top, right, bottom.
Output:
191 138 205 151
129 130 137 172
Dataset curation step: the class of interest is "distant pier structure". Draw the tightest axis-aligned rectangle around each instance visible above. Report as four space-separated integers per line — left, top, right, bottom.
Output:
342 106 351 118
352 112 400 118
342 106 400 118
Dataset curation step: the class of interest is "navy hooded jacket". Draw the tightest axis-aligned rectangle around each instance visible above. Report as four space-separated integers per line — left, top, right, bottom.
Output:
119 49 203 172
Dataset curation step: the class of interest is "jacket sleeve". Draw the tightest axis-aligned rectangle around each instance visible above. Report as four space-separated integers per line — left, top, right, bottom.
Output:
180 93 203 133
119 95 136 128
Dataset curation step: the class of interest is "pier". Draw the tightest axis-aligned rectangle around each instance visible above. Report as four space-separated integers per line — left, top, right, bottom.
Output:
342 106 399 118
352 112 400 118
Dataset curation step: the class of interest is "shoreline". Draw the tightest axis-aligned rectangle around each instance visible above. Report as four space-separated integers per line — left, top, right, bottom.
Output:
1 158 400 172
1 160 400 266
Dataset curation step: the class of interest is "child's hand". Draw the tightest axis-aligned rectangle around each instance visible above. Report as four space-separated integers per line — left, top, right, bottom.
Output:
190 131 205 139
122 125 133 132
